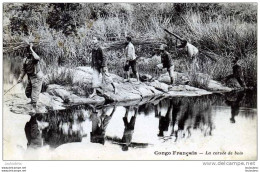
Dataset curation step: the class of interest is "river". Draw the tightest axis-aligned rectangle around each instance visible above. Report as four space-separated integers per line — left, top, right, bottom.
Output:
20 90 257 160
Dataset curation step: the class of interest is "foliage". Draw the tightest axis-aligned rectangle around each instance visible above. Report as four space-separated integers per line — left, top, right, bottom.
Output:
3 3 257 88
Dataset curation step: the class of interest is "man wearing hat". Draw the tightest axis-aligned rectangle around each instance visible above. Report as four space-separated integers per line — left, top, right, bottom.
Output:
89 37 107 98
158 44 175 85
17 43 44 111
124 36 140 82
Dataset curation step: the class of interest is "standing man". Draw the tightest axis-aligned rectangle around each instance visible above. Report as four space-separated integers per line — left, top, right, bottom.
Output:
18 43 44 111
176 39 199 71
89 37 108 98
223 59 247 89
159 44 175 85
124 36 140 82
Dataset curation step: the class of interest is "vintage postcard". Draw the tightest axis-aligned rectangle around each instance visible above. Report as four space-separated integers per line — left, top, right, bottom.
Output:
2 2 257 161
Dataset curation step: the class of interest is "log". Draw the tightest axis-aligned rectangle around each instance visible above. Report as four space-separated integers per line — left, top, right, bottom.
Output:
103 38 166 51
3 41 49 54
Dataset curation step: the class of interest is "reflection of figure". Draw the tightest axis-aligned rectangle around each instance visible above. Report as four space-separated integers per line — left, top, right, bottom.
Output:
193 97 213 136
173 96 214 141
122 107 138 151
170 99 182 136
90 106 116 145
158 100 172 137
41 109 87 148
24 114 45 149
225 91 245 123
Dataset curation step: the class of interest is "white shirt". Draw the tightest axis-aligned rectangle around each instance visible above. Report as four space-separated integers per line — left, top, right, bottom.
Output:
125 42 136 60
185 43 199 58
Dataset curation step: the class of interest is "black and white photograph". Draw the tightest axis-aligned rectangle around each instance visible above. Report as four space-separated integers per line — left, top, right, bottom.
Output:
2 2 257 162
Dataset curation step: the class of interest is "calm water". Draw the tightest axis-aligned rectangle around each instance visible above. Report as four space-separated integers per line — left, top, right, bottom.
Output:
24 90 257 152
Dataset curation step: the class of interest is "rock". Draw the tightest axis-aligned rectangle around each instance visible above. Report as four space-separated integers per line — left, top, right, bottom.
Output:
46 84 71 101
166 85 212 97
68 94 105 105
157 72 172 84
158 72 189 85
225 78 242 89
148 81 169 92
73 67 93 84
208 80 232 92
140 74 152 82
99 82 142 102
38 92 65 111
41 66 232 107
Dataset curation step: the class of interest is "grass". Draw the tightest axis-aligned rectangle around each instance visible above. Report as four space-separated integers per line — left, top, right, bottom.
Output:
3 3 257 89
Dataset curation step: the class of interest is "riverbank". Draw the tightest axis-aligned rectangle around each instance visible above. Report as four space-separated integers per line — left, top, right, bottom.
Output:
4 66 233 114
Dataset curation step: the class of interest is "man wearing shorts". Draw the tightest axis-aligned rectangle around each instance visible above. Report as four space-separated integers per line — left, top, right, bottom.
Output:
159 44 175 85
124 36 140 82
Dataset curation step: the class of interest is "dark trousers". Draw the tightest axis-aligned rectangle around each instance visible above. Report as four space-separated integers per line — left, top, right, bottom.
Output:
224 74 246 87
25 75 43 104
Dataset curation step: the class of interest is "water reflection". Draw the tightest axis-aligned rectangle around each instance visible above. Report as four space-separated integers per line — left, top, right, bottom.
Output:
24 114 45 149
224 91 245 123
90 106 116 145
24 91 257 151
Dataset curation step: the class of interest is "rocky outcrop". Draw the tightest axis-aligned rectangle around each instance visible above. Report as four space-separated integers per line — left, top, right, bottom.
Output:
158 71 232 92
6 66 232 114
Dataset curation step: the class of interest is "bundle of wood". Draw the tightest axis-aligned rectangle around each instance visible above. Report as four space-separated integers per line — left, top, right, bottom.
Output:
103 38 166 51
3 41 48 54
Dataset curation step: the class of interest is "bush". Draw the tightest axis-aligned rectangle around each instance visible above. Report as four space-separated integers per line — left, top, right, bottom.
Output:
3 3 257 88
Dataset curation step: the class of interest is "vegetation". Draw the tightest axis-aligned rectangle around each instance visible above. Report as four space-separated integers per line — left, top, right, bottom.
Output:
3 3 257 88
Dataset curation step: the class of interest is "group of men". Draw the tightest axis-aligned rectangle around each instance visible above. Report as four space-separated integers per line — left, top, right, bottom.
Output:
89 35 201 95
17 36 247 111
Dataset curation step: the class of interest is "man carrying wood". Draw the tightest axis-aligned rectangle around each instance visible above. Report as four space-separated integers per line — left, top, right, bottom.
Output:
158 44 175 85
124 36 140 82
176 39 200 72
89 37 108 98
18 43 44 111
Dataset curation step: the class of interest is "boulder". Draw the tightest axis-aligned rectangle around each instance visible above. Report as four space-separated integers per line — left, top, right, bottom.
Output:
73 67 93 84
46 84 71 101
98 81 142 102
166 85 212 97
208 80 232 92
158 72 189 85
225 78 242 89
148 81 169 93
68 94 105 105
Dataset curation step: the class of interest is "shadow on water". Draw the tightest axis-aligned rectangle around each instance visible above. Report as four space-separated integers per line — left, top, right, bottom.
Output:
24 90 257 151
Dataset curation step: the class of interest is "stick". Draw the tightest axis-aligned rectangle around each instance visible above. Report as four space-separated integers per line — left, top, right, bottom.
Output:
4 83 20 96
162 28 184 41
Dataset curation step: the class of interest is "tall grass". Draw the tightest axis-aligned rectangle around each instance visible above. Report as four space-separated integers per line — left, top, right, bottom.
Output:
3 3 257 88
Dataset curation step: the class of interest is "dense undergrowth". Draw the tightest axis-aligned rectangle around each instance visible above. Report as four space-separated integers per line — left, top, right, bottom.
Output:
3 3 257 88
